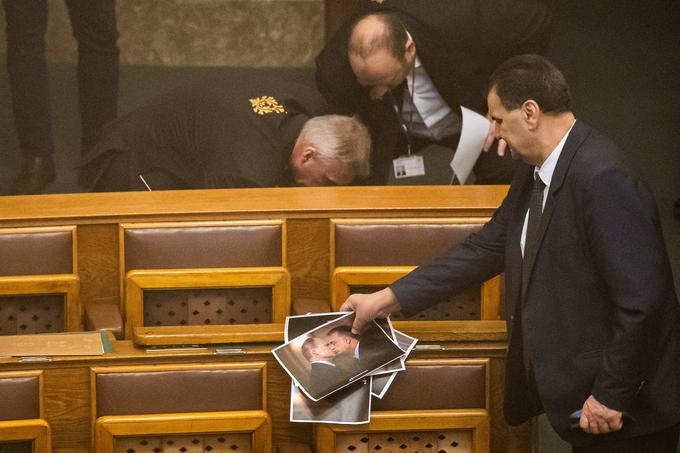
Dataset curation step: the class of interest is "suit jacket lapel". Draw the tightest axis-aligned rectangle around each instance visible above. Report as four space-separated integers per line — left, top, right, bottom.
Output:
520 120 591 302
520 192 556 301
506 166 532 315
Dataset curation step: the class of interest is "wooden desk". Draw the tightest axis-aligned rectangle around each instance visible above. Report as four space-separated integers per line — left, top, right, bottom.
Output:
0 186 531 452
0 329 514 453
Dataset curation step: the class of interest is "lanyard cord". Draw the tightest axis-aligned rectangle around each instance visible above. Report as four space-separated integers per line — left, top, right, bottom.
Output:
406 57 416 155
394 57 417 156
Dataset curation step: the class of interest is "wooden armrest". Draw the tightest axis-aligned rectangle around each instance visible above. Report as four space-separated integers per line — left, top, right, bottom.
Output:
85 304 123 340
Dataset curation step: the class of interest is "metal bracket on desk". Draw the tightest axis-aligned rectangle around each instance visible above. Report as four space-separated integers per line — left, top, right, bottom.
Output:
214 347 246 355
19 356 52 362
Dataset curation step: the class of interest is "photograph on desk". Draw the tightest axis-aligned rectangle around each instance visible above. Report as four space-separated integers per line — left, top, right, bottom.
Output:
286 312 372 424
273 311 404 401
289 378 372 424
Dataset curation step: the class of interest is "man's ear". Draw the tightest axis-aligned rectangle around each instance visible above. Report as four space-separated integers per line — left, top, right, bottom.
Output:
301 146 317 164
404 37 416 60
522 99 540 129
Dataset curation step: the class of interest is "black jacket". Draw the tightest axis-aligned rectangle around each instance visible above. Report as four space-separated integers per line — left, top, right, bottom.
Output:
316 0 552 183
81 73 328 190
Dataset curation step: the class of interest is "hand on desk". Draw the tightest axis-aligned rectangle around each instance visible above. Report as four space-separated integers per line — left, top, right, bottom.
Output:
339 287 402 334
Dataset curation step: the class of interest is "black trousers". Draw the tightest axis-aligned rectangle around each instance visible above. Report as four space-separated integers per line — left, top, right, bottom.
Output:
572 423 680 453
3 0 119 157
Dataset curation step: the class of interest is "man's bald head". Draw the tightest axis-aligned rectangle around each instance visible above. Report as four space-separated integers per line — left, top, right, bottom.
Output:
349 12 410 61
348 12 415 101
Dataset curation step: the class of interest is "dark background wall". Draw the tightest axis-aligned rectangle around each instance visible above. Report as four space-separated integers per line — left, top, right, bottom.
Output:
545 0 679 298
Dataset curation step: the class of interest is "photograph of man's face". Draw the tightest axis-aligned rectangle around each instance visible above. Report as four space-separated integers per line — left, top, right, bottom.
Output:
301 336 335 362
325 326 359 356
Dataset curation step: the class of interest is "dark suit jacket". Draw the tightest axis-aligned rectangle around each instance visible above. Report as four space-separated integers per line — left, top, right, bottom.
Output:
315 0 551 183
390 120 680 445
81 73 328 190
308 361 338 396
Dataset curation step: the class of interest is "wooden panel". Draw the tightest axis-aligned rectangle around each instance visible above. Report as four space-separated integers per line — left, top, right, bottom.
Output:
96 411 270 453
78 224 119 306
287 218 329 302
43 367 90 452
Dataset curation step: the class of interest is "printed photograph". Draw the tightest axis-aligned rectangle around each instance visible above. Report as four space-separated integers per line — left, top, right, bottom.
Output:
285 312 347 342
290 379 371 424
273 312 404 401
371 372 398 399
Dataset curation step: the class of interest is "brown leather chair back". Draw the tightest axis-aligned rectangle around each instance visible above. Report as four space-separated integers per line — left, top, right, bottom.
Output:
94 364 265 418
0 229 73 277
0 373 41 421
372 361 486 411
123 222 283 272
334 221 482 267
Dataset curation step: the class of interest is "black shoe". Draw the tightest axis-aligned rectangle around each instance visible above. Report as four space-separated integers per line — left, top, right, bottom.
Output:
674 198 680 221
9 156 56 195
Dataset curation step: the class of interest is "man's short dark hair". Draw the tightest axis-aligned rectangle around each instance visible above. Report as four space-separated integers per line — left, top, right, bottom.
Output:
488 54 572 114
349 12 409 61
328 325 358 340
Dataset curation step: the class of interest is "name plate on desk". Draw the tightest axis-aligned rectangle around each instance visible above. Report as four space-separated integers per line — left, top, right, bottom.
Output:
0 331 105 357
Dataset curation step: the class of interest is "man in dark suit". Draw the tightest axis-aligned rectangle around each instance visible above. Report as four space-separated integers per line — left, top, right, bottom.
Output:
326 324 398 373
340 55 680 451
79 73 371 191
315 0 551 184
301 336 339 396
325 326 362 374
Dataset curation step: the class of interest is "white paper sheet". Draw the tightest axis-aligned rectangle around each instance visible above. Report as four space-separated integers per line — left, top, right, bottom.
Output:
450 106 490 184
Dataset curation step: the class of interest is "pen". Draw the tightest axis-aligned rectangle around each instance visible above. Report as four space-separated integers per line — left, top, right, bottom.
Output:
138 174 152 191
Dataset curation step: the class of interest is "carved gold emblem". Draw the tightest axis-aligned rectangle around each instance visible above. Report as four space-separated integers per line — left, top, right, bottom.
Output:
250 96 286 115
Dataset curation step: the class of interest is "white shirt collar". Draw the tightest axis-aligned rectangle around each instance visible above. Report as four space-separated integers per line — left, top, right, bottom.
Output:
535 120 576 187
311 360 335 366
